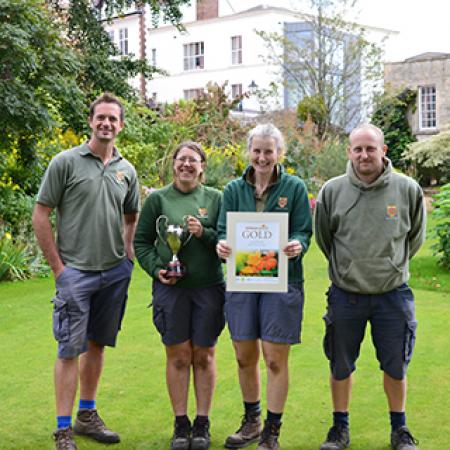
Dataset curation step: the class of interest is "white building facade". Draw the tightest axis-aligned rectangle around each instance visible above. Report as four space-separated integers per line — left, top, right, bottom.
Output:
102 0 391 121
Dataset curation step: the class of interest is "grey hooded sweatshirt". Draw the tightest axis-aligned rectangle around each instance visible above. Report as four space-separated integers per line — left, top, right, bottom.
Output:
315 159 426 294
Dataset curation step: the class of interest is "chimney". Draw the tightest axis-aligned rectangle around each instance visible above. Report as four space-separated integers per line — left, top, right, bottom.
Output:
196 0 219 20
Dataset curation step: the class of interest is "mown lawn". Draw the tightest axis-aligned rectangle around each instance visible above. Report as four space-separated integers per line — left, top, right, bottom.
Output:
0 231 449 449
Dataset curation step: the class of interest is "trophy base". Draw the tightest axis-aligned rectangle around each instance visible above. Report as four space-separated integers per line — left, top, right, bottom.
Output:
166 261 186 279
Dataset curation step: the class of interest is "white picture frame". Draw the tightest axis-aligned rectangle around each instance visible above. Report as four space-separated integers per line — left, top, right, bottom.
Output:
226 212 289 292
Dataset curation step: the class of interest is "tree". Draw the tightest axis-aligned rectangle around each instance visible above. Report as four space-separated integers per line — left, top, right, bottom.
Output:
371 88 416 168
257 0 383 139
46 0 191 124
0 0 85 192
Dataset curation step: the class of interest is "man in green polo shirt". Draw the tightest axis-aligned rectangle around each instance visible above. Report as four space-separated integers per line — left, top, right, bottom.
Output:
33 93 140 450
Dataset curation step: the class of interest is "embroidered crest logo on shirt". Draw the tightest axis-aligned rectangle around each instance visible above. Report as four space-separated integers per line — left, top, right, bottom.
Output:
116 171 125 182
197 207 208 218
278 197 288 208
386 204 398 220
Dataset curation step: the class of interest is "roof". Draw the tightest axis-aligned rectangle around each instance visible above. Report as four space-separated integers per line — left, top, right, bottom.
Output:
239 5 294 15
404 52 450 62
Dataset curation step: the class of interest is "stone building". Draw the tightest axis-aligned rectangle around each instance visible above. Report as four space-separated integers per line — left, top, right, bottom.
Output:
384 52 450 140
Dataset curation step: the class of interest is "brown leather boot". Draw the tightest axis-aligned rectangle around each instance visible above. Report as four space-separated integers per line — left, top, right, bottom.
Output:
73 409 119 443
224 413 262 448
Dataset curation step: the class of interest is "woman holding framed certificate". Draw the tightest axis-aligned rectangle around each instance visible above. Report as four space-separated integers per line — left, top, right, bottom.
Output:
134 141 225 450
216 124 312 450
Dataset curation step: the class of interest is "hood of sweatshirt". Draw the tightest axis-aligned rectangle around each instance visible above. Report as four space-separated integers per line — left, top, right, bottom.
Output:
341 158 392 215
347 157 392 190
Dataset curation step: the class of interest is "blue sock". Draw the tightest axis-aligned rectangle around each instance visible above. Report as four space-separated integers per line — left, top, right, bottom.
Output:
333 411 349 429
79 399 96 410
266 410 283 424
390 411 406 431
57 416 72 430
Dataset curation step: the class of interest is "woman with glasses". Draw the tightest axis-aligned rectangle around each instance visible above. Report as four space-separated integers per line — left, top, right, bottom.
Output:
134 141 224 450
216 124 312 450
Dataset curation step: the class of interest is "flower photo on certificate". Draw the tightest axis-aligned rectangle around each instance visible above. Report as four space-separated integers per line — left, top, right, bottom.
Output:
226 212 288 292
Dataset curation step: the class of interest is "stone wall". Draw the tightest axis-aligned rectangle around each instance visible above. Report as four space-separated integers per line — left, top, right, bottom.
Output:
384 56 450 140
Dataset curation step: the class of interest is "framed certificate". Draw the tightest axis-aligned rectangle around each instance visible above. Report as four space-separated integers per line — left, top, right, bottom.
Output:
226 212 289 292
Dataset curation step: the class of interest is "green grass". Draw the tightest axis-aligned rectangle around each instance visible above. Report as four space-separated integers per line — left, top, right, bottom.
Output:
0 238 449 450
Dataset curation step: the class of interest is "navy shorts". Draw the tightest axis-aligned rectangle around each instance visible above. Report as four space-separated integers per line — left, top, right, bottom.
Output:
52 258 134 359
225 284 304 344
151 281 225 347
322 283 418 380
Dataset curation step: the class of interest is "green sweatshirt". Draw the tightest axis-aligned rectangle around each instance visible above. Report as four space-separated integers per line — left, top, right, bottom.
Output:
134 183 223 288
315 159 426 294
217 165 312 284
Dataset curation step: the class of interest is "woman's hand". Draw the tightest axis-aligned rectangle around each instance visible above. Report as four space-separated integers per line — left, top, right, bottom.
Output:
283 240 302 259
216 240 232 259
158 269 178 285
186 215 203 238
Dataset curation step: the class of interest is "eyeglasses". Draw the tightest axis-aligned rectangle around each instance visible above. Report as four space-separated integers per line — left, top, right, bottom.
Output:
174 157 202 165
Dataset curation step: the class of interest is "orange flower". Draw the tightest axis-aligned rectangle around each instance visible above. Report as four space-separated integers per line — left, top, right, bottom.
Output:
247 252 261 266
240 266 256 275
264 257 277 270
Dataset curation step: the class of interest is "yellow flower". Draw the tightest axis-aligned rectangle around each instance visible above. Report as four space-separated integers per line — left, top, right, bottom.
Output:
286 166 295 174
4 232 12 240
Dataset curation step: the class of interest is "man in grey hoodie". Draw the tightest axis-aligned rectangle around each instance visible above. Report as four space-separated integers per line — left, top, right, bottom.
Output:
315 124 426 450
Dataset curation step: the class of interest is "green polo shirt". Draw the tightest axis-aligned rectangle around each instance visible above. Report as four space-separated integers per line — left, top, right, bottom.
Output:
37 143 140 271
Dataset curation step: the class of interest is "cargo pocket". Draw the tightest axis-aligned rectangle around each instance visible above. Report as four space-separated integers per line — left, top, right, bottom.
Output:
153 304 166 336
323 314 333 361
52 296 69 342
404 320 418 363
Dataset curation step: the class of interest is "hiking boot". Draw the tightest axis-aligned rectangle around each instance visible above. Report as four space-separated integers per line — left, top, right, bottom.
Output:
170 418 191 450
191 417 211 450
391 426 419 450
256 421 281 450
73 409 120 443
319 425 350 450
224 412 262 448
53 427 77 450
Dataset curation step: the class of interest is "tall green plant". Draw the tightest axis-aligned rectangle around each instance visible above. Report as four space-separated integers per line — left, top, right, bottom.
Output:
371 88 416 168
432 184 450 270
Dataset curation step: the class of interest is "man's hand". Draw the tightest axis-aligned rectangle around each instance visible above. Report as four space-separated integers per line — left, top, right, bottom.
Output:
54 264 66 280
283 240 302 259
186 215 203 238
158 269 178 285
216 240 232 259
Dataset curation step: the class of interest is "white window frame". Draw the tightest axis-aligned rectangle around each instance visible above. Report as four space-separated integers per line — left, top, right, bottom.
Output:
183 42 204 71
419 85 437 130
184 88 204 100
231 36 242 65
151 48 157 66
119 28 128 56
107 30 115 43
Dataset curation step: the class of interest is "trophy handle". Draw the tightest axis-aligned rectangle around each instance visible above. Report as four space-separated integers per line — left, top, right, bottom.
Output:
182 215 194 247
156 215 168 245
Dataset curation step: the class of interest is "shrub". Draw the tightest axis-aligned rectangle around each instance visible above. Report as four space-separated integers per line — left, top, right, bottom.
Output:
279 116 348 195
0 190 35 237
204 144 246 190
0 232 30 281
402 129 450 186
432 184 450 270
